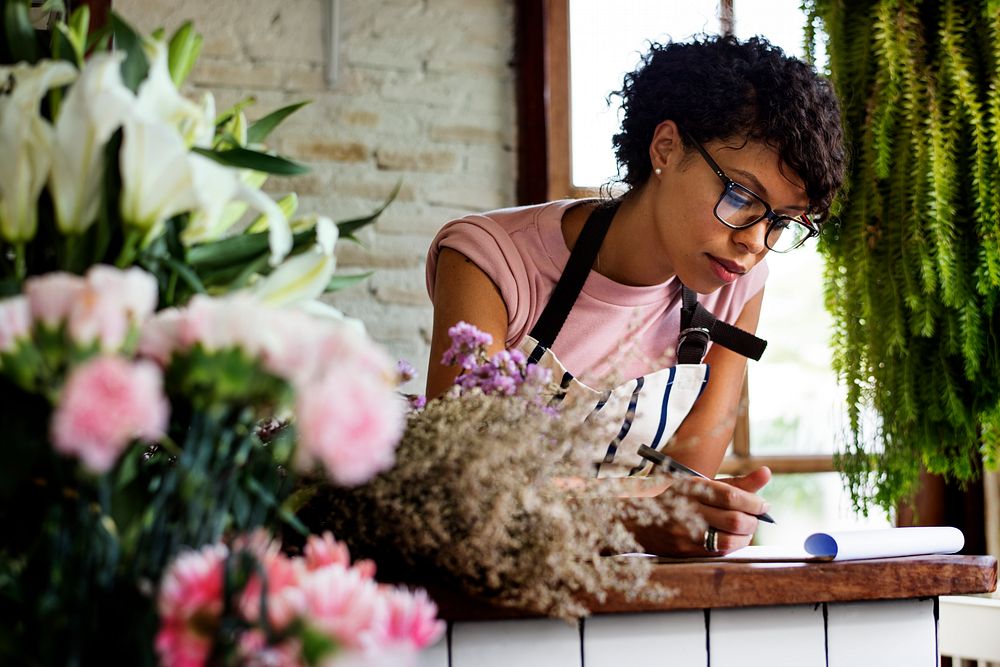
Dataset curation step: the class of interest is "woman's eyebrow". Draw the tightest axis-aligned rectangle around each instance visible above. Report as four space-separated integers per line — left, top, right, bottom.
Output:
731 167 808 212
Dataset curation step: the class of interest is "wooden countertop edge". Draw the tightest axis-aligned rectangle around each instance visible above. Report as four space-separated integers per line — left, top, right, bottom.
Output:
415 554 997 622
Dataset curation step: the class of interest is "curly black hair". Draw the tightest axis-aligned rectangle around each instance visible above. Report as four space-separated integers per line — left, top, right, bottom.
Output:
610 35 845 219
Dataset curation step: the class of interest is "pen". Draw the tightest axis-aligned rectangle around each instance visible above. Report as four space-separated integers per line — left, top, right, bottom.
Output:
637 444 775 524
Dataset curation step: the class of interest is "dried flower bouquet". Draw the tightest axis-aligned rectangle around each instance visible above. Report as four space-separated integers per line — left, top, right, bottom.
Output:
299 323 705 620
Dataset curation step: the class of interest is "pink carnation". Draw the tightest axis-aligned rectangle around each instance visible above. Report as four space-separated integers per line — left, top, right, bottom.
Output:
293 368 405 486
238 548 305 632
138 307 184 365
237 630 302 667
26 266 158 351
0 296 30 353
299 566 385 651
380 588 445 649
156 544 228 667
304 531 353 571
24 271 85 328
51 356 169 473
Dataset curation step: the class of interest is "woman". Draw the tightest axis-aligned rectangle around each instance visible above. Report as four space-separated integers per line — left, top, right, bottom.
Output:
424 36 845 555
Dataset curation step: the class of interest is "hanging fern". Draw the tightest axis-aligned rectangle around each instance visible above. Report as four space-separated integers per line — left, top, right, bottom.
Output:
806 0 1000 514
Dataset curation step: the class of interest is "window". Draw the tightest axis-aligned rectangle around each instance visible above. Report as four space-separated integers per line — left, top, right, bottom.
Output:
516 0 891 538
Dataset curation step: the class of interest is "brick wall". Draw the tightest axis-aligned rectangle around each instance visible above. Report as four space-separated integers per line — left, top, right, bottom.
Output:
114 0 517 392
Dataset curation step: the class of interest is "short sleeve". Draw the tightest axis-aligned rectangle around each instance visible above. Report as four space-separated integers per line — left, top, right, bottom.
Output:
425 215 534 344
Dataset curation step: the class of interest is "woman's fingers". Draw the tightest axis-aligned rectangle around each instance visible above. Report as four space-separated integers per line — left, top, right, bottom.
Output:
700 504 759 536
673 476 771 517
711 528 754 553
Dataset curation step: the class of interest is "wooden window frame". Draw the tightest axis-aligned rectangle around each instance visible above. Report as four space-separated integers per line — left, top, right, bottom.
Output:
515 0 834 475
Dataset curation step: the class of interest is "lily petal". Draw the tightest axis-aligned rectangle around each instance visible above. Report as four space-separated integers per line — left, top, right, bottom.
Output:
50 53 136 234
135 41 213 147
119 116 197 234
315 216 339 255
253 245 335 307
0 60 77 243
235 184 291 265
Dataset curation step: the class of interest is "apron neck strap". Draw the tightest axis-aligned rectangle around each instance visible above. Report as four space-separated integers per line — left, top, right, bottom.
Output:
528 201 618 352
677 285 768 363
527 199 768 365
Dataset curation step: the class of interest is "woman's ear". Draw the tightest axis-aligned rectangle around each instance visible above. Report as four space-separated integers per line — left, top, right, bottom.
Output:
649 120 682 173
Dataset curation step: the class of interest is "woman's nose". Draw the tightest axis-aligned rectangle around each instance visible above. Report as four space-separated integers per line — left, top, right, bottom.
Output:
731 220 768 254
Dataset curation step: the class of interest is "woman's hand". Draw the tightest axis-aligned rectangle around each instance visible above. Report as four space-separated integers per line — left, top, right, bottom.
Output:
629 466 772 556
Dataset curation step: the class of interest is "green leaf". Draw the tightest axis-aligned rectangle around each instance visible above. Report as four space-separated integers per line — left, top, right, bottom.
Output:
110 12 149 92
85 23 113 53
327 271 373 292
336 179 401 241
60 6 90 65
167 21 203 88
4 0 39 64
191 146 309 175
187 232 271 269
214 96 257 127
246 101 310 145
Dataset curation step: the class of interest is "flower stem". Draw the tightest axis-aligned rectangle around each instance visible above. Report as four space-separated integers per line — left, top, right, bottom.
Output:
115 229 141 268
14 242 27 280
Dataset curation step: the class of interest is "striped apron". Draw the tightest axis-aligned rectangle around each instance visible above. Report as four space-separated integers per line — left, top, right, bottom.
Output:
519 201 767 478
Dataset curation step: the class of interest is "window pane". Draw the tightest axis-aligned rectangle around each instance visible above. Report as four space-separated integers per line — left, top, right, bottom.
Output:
754 473 892 546
747 244 846 455
569 0 720 187
735 0 804 58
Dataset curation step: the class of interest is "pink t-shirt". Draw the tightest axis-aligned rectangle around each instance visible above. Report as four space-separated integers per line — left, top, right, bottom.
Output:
426 199 768 385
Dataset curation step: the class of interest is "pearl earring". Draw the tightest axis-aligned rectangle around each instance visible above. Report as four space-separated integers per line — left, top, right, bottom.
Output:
654 167 662 175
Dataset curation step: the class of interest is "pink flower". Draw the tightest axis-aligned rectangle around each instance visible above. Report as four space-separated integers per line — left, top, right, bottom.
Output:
26 266 158 351
156 544 228 667
304 532 352 571
237 630 303 667
50 356 169 473
138 307 183 365
0 296 30 353
379 588 444 649
238 548 306 632
84 265 158 322
299 566 385 651
24 271 85 328
293 367 405 486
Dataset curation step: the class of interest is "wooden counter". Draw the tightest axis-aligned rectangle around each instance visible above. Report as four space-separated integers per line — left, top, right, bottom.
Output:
413 555 997 667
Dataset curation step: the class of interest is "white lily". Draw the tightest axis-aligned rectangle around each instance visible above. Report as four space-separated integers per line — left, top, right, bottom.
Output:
296 297 368 335
135 40 214 147
253 216 337 306
0 60 77 243
181 168 266 245
119 116 197 237
50 53 136 234
182 153 290 265
243 183 292 265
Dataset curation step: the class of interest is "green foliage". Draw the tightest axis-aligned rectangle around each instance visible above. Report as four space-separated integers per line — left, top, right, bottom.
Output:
809 0 1000 514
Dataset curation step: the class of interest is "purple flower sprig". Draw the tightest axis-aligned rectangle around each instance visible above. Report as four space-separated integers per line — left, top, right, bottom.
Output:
442 321 494 369
443 322 553 398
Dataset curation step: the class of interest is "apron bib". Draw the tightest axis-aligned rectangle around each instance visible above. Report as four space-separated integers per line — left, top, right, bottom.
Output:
520 201 767 478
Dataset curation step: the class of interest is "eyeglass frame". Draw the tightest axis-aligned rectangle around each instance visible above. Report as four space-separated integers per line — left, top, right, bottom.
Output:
679 130 820 253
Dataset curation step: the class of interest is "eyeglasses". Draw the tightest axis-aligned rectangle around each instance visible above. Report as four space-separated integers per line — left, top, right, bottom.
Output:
681 131 819 253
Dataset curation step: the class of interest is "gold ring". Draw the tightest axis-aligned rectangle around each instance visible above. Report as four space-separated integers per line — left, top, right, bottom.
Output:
703 527 719 552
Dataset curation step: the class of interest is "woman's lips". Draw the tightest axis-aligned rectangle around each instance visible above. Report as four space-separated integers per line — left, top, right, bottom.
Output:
708 255 747 283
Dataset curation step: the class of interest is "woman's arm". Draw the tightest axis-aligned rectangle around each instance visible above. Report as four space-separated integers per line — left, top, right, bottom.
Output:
664 287 766 476
425 247 509 399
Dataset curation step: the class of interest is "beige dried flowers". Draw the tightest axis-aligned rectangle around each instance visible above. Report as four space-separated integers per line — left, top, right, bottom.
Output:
297 325 706 619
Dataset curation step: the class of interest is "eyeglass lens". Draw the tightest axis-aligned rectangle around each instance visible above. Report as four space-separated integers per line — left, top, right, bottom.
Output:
716 185 813 252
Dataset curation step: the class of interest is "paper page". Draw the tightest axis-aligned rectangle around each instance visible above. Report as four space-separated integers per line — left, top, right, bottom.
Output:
626 526 966 563
802 526 964 561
